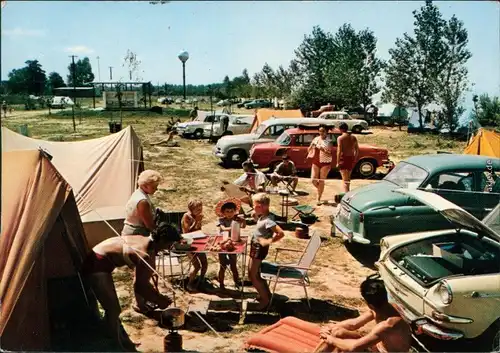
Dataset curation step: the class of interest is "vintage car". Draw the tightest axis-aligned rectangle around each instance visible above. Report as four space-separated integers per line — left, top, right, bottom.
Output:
175 112 252 139
376 189 500 351
249 125 393 178
213 118 333 166
317 111 369 133
332 154 500 245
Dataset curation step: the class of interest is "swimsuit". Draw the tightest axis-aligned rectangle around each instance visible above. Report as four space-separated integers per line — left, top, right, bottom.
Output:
312 149 332 168
338 155 356 171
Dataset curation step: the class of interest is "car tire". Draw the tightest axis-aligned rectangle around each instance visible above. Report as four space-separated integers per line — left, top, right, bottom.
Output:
227 149 247 166
352 125 363 134
355 159 377 179
477 320 500 353
193 129 204 139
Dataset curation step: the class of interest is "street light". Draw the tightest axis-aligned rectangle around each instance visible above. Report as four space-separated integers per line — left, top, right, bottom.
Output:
178 50 189 100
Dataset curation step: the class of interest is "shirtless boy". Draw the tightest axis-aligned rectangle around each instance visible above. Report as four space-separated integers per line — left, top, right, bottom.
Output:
318 275 412 352
336 122 359 192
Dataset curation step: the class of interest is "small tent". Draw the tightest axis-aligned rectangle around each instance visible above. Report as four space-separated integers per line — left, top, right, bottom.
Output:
250 109 303 132
464 128 500 158
0 150 96 351
1 125 144 247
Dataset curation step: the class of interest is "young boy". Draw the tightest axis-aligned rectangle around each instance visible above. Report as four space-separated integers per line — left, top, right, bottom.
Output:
248 193 285 310
215 198 246 291
181 199 208 292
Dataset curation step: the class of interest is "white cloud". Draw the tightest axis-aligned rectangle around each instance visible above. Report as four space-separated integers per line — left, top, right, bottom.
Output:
2 27 46 37
64 45 95 54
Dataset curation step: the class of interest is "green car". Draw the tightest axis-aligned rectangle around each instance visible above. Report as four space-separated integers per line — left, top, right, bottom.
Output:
332 154 500 246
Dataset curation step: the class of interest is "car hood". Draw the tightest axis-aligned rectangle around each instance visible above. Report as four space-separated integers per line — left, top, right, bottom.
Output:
177 121 203 128
342 181 411 212
394 188 500 242
217 133 260 145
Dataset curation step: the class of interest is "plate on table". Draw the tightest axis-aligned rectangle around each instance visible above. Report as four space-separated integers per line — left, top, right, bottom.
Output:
182 231 208 240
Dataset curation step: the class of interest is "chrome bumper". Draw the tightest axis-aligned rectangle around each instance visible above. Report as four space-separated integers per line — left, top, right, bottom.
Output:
213 147 226 159
386 289 464 341
333 218 370 244
383 160 395 171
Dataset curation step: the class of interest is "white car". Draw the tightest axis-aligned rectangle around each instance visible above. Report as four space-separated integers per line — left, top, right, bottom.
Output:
203 115 254 139
317 111 368 133
174 98 183 104
175 111 253 139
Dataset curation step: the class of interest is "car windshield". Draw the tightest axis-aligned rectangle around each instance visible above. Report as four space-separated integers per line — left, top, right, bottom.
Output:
255 124 268 136
383 162 428 188
276 132 291 145
483 203 500 235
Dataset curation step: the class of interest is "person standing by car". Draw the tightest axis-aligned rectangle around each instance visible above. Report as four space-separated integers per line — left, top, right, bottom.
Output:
189 106 198 121
337 122 359 193
220 114 230 135
307 125 332 205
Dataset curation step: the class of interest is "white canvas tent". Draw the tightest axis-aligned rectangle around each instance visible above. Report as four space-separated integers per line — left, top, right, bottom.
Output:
1 126 144 247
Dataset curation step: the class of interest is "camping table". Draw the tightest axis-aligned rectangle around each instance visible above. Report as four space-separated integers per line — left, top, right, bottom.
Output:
169 234 249 321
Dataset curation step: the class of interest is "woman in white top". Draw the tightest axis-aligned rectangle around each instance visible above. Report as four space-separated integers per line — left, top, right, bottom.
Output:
122 170 162 236
307 125 333 205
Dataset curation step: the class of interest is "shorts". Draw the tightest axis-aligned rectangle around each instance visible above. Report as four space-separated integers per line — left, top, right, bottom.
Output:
338 156 356 171
218 253 237 266
312 162 332 169
81 251 116 275
250 242 269 260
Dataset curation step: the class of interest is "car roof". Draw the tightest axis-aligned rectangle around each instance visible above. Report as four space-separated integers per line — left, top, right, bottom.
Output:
404 154 500 174
285 126 343 134
261 118 333 127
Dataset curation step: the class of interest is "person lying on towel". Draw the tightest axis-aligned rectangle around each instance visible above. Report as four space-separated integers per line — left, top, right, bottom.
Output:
81 223 180 351
318 275 412 353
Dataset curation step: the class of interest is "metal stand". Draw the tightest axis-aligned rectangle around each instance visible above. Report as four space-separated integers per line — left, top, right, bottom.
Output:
279 190 290 221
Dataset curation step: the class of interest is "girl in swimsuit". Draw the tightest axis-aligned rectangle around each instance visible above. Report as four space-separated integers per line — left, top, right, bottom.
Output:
308 125 333 205
336 123 359 193
82 224 180 351
181 199 208 292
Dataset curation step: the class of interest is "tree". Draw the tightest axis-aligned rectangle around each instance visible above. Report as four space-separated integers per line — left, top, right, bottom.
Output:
7 60 47 95
67 57 95 86
435 15 471 133
473 94 500 128
47 72 66 91
222 75 232 98
384 0 447 130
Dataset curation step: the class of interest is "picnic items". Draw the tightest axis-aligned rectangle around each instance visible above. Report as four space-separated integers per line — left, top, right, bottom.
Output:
231 220 241 242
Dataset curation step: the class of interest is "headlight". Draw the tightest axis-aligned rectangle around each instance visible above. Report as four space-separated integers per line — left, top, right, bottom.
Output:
438 281 453 304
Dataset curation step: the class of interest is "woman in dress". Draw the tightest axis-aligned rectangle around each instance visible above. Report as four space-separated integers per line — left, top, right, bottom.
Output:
307 125 333 205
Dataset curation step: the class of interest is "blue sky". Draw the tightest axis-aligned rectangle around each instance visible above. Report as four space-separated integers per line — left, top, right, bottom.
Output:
1 1 499 103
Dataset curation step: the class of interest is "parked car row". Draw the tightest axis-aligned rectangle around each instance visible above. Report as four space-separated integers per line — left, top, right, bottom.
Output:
330 153 499 350
174 111 254 139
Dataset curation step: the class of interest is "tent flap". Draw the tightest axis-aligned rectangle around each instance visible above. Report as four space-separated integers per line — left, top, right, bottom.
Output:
464 128 500 158
250 109 303 132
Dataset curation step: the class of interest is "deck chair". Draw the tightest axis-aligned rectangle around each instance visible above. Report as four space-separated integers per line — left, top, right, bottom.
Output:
291 205 316 221
260 232 322 310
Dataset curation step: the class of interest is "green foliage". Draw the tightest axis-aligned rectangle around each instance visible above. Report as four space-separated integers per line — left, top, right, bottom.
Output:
47 72 66 92
7 60 47 95
473 94 500 128
67 57 95 86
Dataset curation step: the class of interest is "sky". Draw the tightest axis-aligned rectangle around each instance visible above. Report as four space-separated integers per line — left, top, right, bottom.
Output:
1 1 499 106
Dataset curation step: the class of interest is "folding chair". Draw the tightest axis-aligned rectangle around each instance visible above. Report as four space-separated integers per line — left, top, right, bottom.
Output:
260 232 322 310
291 205 316 222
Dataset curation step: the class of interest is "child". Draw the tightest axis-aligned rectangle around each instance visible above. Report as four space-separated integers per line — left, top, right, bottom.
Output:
215 198 246 291
181 199 208 292
248 193 285 310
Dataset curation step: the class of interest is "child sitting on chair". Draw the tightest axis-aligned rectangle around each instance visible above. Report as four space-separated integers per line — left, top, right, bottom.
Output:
248 193 285 310
215 198 246 291
181 199 208 292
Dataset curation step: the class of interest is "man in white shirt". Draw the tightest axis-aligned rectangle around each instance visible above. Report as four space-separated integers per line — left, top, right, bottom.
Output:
222 161 267 207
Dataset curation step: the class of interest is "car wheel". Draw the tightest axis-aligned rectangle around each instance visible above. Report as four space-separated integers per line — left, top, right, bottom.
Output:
355 159 377 179
227 149 247 166
480 321 500 353
352 125 363 134
193 129 204 139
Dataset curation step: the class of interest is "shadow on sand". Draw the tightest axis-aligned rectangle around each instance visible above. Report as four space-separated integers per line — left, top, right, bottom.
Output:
345 242 381 270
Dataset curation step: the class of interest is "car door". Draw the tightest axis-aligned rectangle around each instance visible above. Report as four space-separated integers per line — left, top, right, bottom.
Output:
473 170 500 219
287 133 315 170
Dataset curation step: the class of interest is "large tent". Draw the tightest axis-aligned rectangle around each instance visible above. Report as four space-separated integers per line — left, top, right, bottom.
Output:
464 128 500 158
0 150 96 351
1 125 144 247
250 108 303 132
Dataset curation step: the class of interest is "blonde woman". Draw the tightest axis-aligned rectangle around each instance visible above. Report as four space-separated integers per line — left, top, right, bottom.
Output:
122 169 163 236
307 125 333 205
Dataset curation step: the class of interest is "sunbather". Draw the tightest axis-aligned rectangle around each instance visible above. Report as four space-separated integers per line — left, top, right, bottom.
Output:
318 275 412 352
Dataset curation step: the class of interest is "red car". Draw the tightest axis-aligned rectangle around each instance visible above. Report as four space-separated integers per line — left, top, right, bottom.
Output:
249 126 394 178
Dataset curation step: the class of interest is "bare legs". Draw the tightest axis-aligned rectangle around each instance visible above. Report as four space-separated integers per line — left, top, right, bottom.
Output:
218 255 240 290
248 258 271 310
187 253 208 291
312 165 331 204
339 169 352 192
87 273 136 351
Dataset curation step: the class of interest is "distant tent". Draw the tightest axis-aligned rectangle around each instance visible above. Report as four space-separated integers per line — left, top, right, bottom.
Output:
1 125 144 247
464 128 500 158
391 106 409 119
0 150 96 351
250 109 303 132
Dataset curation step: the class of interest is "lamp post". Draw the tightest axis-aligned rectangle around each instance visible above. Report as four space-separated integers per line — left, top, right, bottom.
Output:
177 50 189 100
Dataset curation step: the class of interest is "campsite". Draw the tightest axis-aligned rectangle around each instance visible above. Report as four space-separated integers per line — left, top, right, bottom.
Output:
2 1 500 352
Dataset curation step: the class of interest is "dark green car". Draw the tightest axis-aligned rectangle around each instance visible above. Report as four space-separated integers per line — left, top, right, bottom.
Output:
332 154 500 246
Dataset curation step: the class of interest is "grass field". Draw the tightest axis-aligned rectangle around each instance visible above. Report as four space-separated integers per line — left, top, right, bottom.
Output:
2 109 467 352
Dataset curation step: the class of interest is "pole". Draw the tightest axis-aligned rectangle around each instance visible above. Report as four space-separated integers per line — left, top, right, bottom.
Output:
69 55 78 131
129 71 132 80
209 86 214 141
182 62 186 100
96 56 101 81
109 66 113 80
